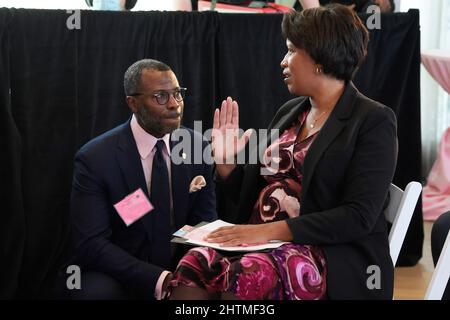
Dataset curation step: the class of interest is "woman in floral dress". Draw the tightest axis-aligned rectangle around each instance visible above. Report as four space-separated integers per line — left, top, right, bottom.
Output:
168 4 397 300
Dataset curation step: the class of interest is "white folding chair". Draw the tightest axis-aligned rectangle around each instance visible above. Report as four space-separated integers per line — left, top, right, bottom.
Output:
425 229 450 300
384 181 422 266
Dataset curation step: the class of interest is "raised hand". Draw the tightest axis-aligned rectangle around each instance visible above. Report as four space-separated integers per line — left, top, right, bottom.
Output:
211 97 253 167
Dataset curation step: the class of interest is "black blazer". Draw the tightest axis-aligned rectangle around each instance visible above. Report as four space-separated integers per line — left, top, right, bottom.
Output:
221 82 398 299
71 121 217 297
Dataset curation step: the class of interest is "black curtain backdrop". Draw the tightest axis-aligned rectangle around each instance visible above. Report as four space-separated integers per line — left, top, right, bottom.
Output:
0 8 422 298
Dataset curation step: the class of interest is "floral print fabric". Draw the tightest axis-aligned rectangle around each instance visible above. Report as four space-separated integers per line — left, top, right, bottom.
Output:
169 108 327 300
250 110 314 224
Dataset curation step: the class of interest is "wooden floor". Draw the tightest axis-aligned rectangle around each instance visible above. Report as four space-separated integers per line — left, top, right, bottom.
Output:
393 221 434 300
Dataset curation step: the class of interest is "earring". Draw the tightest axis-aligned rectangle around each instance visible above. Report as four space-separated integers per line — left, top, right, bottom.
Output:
316 66 322 74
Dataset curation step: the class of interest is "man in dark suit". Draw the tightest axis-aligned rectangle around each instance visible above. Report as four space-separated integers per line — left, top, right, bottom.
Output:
70 59 217 299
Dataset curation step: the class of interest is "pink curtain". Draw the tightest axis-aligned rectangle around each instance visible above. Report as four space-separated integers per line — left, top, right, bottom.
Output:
423 127 450 221
422 50 450 94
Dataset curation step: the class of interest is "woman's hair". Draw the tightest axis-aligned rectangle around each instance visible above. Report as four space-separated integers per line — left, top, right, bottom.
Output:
282 4 369 81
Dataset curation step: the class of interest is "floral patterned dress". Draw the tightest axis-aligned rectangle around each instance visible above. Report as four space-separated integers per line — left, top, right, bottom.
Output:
169 108 327 300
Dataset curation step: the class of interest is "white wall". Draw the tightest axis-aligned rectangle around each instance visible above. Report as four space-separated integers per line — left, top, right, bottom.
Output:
0 0 87 9
0 0 185 10
400 0 450 176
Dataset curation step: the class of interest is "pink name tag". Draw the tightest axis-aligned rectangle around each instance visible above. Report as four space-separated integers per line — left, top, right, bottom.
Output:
113 188 153 226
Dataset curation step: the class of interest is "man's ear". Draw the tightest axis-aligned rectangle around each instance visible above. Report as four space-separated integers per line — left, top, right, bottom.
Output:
126 96 138 113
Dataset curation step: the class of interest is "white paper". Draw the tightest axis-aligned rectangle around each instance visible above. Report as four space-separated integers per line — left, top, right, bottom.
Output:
177 219 288 252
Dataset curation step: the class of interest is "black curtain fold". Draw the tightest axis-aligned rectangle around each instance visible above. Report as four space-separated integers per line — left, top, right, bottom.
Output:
0 8 26 299
0 9 422 298
354 11 423 266
217 13 291 130
8 9 79 298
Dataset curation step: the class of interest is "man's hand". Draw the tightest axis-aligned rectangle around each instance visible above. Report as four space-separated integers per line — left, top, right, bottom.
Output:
162 272 174 298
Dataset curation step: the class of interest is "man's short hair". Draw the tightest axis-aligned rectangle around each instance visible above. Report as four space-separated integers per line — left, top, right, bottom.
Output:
124 59 171 96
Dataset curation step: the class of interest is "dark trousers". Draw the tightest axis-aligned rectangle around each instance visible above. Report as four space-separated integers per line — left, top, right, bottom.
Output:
65 271 135 300
56 245 187 300
431 211 450 300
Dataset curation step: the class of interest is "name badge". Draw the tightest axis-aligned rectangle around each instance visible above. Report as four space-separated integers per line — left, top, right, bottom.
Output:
113 188 153 226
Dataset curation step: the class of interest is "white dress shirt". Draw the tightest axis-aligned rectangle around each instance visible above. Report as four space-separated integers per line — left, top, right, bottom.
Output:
130 114 173 300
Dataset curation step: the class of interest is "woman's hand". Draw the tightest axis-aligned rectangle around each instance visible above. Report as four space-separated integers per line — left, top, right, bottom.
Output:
204 224 271 247
204 221 293 247
212 97 253 179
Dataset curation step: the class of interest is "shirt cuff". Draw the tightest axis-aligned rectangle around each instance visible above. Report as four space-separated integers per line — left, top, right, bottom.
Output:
154 270 171 300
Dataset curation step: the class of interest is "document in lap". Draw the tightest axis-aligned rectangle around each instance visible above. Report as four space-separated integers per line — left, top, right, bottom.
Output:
172 219 288 252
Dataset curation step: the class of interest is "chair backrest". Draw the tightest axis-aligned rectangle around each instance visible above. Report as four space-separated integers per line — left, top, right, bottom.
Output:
384 181 422 266
425 229 450 300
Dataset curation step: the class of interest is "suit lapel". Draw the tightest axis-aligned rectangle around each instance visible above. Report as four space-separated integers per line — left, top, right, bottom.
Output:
241 98 310 211
301 82 358 199
251 97 310 164
116 121 153 238
270 98 310 133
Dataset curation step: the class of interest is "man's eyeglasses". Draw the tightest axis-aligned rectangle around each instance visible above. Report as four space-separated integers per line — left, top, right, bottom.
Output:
129 87 187 105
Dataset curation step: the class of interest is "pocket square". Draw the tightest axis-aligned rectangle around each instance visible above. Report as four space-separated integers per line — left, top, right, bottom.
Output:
189 175 206 193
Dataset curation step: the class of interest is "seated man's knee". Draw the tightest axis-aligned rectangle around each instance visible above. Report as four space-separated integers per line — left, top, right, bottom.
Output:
69 271 128 300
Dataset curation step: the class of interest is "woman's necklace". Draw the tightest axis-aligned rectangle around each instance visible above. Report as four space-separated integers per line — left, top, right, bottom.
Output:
309 109 329 129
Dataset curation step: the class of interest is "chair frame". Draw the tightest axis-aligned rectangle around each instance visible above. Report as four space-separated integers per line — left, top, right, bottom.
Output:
425 229 450 300
384 181 422 266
